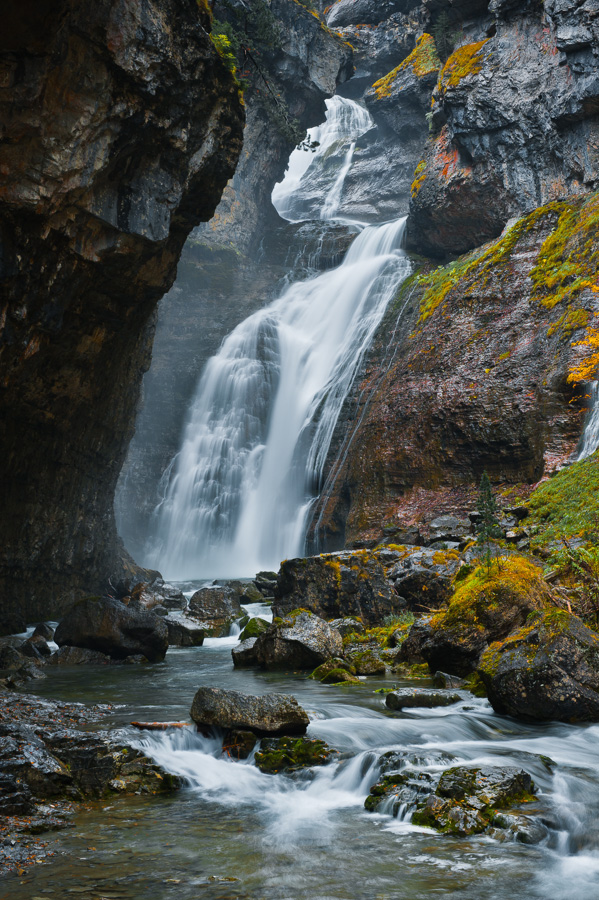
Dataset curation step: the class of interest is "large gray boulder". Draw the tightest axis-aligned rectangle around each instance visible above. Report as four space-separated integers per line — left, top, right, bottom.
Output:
253 611 343 670
54 597 168 663
164 616 205 647
190 688 309 736
188 585 242 635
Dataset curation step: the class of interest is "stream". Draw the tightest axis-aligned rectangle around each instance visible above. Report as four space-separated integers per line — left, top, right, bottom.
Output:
8 604 599 900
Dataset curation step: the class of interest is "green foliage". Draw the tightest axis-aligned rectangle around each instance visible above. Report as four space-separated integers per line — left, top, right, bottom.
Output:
431 12 463 63
382 612 415 628
527 451 599 551
477 472 500 574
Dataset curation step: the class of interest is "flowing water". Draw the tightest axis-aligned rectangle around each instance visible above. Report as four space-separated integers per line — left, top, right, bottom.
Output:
144 98 410 581
578 381 599 460
11 625 599 900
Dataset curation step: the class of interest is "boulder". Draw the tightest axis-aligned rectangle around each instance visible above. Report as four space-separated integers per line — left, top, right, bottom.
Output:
239 617 270 641
386 688 462 710
190 688 309 736
398 557 551 676
328 617 365 638
164 617 205 647
253 611 343 670
54 597 168 663
427 516 472 543
412 766 536 836
478 610 599 722
22 635 52 657
254 736 335 773
188 585 242 635
273 551 402 625
32 623 55 641
311 658 361 684
48 646 112 666
231 638 259 668
344 648 386 676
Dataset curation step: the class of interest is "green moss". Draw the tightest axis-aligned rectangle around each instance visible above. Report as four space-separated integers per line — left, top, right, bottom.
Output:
527 451 599 553
372 34 440 99
432 556 550 632
239 617 269 640
411 160 427 199
254 737 334 774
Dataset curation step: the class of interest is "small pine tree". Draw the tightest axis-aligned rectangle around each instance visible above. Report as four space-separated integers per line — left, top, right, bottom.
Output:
477 471 499 574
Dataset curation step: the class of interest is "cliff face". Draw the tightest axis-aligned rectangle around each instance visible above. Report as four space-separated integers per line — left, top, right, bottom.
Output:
116 0 353 559
0 0 244 631
312 193 599 549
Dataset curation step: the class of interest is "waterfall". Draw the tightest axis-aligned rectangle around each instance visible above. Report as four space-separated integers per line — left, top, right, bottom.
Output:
577 381 599 460
144 99 410 580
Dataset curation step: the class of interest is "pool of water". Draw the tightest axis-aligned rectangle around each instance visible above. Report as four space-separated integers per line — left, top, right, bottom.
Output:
7 628 599 900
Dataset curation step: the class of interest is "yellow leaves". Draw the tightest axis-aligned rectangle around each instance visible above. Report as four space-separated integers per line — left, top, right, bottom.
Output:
568 318 599 384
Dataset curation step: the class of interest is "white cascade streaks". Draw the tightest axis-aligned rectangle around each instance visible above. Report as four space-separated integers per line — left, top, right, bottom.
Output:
144 98 410 579
577 380 599 459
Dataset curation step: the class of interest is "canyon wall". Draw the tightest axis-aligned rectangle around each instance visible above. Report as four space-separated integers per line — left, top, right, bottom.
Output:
0 0 244 631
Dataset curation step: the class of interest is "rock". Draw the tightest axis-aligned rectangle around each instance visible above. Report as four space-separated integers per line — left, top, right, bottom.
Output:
344 649 386 676
254 572 279 594
412 765 536 836
0 773 36 816
239 617 270 641
48 646 112 666
222 730 257 760
432 671 465 689
386 689 462 710
54 597 168 663
32 623 55 641
253 611 343 670
273 551 402 626
390 565 453 613
0 0 244 634
129 579 186 612
478 610 599 722
164 617 205 647
365 768 436 814
23 635 52 657
231 638 259 668
254 736 335 773
328 617 366 638
311 659 361 684
6 662 47 688
428 516 472 543
398 557 552 676
190 688 309 736
0 643 27 671
188 586 242 635
240 583 265 604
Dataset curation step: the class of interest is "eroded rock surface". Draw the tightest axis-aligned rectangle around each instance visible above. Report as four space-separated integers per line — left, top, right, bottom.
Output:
0 0 244 632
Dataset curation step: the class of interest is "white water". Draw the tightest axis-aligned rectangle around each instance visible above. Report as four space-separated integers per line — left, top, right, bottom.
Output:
272 96 373 223
578 381 599 459
145 99 410 580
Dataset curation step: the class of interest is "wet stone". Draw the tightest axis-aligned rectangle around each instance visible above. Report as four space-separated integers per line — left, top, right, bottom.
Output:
385 689 462 710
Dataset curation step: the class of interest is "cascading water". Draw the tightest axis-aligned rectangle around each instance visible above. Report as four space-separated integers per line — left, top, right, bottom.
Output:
577 381 599 459
145 98 410 580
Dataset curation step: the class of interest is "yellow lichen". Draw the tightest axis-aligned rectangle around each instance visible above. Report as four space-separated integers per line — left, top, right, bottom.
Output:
437 40 489 92
371 34 440 99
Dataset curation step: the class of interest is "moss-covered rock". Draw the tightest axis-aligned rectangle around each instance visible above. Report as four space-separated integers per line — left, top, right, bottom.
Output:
477 609 599 722
239 617 270 641
398 557 552 676
310 658 360 684
254 736 335 774
344 648 386 676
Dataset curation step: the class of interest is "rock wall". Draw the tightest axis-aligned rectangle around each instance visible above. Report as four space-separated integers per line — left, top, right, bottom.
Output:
116 0 354 558
0 0 244 632
312 192 599 549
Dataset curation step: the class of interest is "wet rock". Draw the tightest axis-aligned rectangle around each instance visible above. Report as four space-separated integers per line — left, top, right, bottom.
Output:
254 572 279 596
0 644 27 671
253 611 343 670
0 773 36 816
391 567 452 613
428 516 472 543
412 765 536 836
164 617 205 647
432 671 465 689
254 736 335 774
311 659 361 684
477 610 599 722
240 583 265 604
129 579 187 612
344 648 386 676
6 663 47 688
188 586 242 635
22 635 52 658
190 688 309 736
54 597 168 663
386 689 462 710
48 646 112 666
32 623 55 641
0 732 75 799
222 730 257 760
365 769 435 814
273 551 402 626
239 617 270 641
231 638 259 668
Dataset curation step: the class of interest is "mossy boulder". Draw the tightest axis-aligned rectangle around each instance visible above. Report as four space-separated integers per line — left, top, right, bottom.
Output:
412 765 536 837
239 617 270 641
310 658 360 684
344 648 386 676
398 557 552 676
254 736 335 774
477 609 599 722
